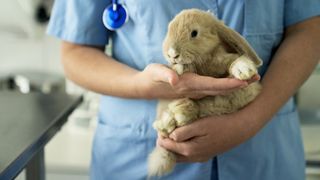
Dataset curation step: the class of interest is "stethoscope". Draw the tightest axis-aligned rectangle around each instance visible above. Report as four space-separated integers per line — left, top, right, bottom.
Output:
103 0 128 30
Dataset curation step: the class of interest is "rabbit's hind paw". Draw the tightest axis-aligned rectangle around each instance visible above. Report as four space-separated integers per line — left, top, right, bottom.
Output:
153 111 176 137
168 98 199 127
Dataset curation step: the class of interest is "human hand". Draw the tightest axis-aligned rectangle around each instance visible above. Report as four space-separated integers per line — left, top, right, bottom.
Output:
169 73 259 99
157 112 260 162
136 63 258 99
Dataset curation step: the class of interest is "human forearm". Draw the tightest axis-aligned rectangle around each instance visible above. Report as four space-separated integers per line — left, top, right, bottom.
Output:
239 17 320 133
61 41 145 98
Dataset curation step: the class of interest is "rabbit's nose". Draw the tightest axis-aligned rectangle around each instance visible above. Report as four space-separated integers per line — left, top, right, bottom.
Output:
168 48 180 59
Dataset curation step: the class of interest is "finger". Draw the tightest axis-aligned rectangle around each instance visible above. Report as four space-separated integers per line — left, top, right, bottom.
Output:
187 74 247 91
169 123 204 142
201 74 260 95
151 64 179 84
175 154 191 163
199 87 239 96
206 77 248 90
158 137 188 155
187 87 240 97
187 93 206 100
210 75 259 94
246 74 260 84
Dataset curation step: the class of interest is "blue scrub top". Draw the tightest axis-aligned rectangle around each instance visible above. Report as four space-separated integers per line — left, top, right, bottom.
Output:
48 1 320 180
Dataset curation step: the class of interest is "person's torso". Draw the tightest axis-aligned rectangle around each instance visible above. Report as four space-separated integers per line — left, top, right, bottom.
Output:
100 0 287 128
95 1 304 179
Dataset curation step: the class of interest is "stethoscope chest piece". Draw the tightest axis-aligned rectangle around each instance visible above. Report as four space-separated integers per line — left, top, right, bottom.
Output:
103 3 128 30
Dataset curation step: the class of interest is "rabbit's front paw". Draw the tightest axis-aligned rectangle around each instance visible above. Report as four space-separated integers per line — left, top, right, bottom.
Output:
172 64 196 75
172 64 184 75
153 111 176 137
168 98 199 127
229 55 257 80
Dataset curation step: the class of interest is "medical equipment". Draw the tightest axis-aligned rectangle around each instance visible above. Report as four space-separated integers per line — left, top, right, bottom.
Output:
103 0 128 30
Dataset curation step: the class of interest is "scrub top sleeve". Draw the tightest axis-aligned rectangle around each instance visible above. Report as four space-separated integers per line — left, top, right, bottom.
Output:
285 0 320 27
47 0 111 46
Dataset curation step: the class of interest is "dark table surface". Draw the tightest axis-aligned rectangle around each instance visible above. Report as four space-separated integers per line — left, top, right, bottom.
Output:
0 92 82 179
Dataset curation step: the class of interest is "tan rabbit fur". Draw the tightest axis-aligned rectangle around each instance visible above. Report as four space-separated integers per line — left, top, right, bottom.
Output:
148 9 263 177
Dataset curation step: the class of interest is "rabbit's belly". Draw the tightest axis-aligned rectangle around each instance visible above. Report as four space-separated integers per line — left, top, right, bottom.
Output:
197 82 261 118
197 96 236 117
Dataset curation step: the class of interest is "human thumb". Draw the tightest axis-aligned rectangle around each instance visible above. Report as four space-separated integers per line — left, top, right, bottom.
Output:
152 64 179 85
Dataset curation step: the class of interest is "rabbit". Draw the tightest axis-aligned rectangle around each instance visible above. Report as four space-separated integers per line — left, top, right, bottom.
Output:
148 9 263 177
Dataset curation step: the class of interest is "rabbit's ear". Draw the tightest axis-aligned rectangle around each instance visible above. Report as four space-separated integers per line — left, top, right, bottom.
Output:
214 20 263 67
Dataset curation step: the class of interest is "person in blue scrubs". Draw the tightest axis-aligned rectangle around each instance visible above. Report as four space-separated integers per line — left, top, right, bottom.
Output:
48 1 320 179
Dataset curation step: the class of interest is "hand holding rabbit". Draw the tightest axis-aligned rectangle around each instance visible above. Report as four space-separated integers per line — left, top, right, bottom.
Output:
136 63 250 99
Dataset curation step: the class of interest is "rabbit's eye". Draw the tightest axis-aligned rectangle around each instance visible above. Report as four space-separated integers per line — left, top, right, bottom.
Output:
191 30 198 38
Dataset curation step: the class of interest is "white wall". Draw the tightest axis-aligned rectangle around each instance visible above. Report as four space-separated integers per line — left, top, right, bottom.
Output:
0 0 63 75
0 33 63 74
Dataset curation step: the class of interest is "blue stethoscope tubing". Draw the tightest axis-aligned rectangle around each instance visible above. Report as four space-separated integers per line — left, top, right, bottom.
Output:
103 0 129 30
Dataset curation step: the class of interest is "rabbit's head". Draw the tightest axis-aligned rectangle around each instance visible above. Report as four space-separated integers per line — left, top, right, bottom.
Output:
163 9 262 68
163 9 220 66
